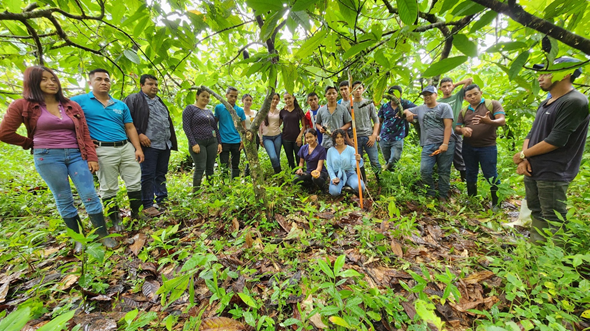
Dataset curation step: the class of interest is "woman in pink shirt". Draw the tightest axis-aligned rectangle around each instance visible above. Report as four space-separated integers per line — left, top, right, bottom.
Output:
0 66 116 251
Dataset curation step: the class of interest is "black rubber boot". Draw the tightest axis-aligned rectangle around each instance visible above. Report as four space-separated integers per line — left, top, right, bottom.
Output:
491 185 500 211
460 170 467 182
273 166 282 174
102 197 123 232
127 191 145 220
466 182 477 197
62 214 84 254
88 213 117 248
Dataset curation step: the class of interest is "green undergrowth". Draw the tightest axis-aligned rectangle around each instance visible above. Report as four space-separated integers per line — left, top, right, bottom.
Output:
0 137 589 330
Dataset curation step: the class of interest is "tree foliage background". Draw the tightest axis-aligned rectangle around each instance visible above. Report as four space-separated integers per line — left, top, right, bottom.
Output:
1 0 590 330
0 0 588 111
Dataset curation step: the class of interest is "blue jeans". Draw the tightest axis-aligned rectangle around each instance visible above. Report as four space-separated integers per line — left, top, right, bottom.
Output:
262 134 282 168
33 148 102 218
357 136 382 172
462 143 499 185
420 142 456 198
380 140 404 169
140 146 170 208
329 171 365 196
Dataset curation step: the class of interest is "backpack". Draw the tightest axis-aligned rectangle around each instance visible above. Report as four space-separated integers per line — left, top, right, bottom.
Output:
460 99 493 119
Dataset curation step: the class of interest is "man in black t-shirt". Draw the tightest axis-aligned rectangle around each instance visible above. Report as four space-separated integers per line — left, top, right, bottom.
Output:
513 57 589 243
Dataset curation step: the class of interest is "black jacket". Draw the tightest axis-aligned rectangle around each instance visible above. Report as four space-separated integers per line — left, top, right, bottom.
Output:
123 92 178 151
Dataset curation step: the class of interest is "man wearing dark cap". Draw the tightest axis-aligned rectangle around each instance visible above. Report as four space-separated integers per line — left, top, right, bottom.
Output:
513 57 589 243
404 86 455 201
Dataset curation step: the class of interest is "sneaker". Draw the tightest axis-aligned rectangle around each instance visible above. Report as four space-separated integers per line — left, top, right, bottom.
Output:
143 206 161 218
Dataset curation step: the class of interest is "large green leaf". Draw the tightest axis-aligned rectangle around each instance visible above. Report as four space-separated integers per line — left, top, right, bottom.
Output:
124 50 141 64
342 41 375 59
372 74 388 104
451 0 486 16
452 34 478 57
397 0 418 25
508 52 530 81
337 0 357 27
470 10 497 33
373 49 390 69
295 30 327 59
246 0 284 12
289 10 311 31
36 310 75 331
260 10 284 41
423 56 468 77
0 306 31 331
291 0 319 11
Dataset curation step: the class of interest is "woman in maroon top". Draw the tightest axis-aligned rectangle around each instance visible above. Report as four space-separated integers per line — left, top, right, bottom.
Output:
280 92 306 169
0 66 116 251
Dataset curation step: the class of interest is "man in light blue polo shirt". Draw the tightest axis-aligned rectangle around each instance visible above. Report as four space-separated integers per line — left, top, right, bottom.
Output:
71 68 146 231
214 87 246 179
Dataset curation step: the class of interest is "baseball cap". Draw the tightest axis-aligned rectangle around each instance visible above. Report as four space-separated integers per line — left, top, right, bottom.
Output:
533 57 583 79
420 86 437 95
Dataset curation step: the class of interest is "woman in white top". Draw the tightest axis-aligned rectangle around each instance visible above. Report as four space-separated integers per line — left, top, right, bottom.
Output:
259 93 283 174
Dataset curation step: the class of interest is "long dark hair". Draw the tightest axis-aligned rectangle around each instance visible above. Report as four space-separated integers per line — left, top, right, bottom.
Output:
284 92 305 127
264 92 280 127
23 66 68 104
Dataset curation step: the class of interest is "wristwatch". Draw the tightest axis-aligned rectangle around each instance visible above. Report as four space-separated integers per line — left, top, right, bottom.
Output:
520 151 526 159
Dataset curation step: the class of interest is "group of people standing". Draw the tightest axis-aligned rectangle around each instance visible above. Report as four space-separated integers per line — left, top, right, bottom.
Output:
0 57 587 250
0 67 175 251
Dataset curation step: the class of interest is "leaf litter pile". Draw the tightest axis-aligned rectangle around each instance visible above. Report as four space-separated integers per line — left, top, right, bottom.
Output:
0 188 580 330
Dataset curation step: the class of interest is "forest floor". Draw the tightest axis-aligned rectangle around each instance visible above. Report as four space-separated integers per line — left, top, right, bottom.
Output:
0 141 589 331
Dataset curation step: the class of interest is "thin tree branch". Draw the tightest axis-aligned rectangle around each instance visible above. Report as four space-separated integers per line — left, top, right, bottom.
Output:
471 0 590 55
169 19 256 77
222 42 265 66
20 19 44 65
0 32 57 39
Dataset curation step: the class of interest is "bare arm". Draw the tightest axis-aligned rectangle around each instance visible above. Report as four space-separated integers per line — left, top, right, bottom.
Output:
440 118 452 152
453 77 473 89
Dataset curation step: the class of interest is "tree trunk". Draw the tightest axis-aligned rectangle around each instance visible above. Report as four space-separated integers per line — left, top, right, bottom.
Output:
202 86 275 205
242 131 266 203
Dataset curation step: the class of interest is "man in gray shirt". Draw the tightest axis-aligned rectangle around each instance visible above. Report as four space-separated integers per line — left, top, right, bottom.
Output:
124 74 178 220
316 86 352 148
404 86 455 201
351 81 381 182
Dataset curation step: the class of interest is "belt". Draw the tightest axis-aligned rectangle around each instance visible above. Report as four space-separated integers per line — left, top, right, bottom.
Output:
94 140 128 147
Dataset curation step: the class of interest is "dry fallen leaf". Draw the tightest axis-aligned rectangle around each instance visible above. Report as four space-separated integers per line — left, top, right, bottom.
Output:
463 271 495 284
200 316 246 331
232 218 240 232
275 214 291 232
0 282 9 303
142 279 160 302
129 233 147 256
302 295 327 329
245 231 253 248
58 274 79 291
316 212 334 220
391 239 403 258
